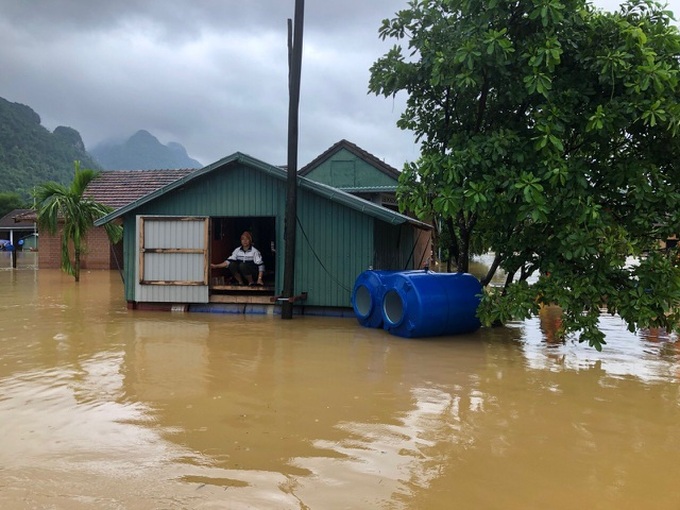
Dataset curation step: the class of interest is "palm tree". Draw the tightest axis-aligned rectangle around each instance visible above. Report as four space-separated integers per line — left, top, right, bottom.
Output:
34 161 122 282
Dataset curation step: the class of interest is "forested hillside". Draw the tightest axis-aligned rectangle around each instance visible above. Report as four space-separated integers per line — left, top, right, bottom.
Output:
0 97 100 198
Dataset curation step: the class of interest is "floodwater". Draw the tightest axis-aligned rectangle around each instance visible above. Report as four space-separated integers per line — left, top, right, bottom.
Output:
1 253 679 509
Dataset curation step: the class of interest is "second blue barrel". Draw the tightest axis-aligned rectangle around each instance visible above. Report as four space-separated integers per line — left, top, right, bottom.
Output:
381 272 482 338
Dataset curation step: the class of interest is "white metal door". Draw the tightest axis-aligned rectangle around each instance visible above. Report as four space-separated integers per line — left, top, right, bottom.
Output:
135 216 210 303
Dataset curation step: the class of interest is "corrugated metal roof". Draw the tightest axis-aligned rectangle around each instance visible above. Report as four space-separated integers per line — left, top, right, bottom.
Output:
335 185 398 193
94 152 430 230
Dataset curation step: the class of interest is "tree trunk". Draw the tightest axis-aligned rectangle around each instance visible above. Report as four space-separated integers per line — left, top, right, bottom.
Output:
74 249 81 282
457 237 470 273
480 253 502 287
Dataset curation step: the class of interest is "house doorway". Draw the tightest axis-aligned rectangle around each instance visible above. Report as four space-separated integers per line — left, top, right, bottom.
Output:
210 217 277 288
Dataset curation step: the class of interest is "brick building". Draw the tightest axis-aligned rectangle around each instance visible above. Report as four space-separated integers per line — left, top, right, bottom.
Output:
29 169 193 270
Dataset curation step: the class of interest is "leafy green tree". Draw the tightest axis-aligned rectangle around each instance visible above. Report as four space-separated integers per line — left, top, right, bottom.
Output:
34 161 122 282
0 192 27 218
369 0 680 349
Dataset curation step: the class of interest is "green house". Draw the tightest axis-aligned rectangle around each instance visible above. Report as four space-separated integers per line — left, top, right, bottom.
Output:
95 152 431 315
299 139 401 211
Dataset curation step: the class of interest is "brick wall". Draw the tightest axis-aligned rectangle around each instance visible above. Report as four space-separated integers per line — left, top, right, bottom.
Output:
38 228 64 269
83 227 113 269
38 226 123 270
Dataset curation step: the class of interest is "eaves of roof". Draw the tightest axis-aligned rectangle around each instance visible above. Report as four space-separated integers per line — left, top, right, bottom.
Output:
298 178 428 228
338 185 398 193
94 152 430 230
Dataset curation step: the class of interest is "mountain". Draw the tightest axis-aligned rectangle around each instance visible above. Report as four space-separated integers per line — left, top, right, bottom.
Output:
0 97 101 197
0 96 203 198
91 130 203 170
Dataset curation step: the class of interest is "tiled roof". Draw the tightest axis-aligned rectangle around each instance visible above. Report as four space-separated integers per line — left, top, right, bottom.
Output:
12 169 194 222
298 139 401 179
0 209 34 228
84 169 195 209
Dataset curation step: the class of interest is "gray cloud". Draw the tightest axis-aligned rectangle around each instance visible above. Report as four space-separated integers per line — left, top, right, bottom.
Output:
0 0 638 170
1 1 395 37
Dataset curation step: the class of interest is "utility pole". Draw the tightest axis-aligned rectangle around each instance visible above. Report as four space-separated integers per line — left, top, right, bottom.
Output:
282 0 304 320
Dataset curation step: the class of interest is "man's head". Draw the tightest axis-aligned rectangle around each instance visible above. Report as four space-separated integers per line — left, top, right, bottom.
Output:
240 231 253 248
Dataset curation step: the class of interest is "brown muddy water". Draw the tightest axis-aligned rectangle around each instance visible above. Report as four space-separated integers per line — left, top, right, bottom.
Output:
1 252 679 509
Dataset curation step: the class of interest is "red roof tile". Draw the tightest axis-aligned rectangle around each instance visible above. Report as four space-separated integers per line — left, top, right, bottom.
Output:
11 169 194 222
84 169 195 209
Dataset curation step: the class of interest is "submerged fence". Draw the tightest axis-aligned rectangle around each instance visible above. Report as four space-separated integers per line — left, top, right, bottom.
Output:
0 251 38 270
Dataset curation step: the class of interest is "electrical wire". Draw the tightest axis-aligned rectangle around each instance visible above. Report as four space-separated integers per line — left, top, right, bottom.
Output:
296 215 352 293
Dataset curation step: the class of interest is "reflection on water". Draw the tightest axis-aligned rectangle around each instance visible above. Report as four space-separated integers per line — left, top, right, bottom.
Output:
0 262 679 509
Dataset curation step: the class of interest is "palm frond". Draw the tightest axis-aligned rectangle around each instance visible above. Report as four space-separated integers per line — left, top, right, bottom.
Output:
71 161 99 196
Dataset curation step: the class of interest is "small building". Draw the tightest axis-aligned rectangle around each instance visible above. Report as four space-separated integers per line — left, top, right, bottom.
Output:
0 209 36 248
95 152 431 314
299 139 401 211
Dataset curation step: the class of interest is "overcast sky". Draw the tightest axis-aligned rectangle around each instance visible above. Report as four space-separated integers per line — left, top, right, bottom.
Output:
0 0 673 170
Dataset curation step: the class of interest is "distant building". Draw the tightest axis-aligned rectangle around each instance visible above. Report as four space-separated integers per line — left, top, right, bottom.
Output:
21 169 194 270
0 209 36 248
299 139 401 211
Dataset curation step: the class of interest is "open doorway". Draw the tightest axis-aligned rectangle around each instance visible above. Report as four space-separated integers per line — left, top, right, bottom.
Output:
210 217 277 288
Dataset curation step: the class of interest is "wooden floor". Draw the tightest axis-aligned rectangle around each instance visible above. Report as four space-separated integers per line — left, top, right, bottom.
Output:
211 284 273 291
209 284 275 304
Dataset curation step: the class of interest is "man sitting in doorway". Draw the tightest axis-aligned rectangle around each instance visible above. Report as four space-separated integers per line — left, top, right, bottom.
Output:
211 231 265 286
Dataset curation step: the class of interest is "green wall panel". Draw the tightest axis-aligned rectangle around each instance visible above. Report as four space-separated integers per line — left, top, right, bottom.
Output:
294 188 373 308
304 148 398 188
122 162 383 308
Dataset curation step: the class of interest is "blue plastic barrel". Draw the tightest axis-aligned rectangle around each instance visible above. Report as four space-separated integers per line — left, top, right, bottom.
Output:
352 270 426 328
351 270 400 328
381 272 482 338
